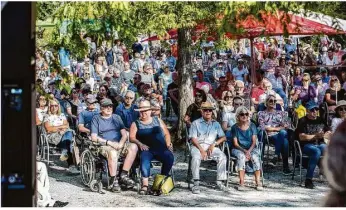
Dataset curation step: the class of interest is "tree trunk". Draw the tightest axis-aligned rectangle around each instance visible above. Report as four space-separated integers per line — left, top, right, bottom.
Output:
176 27 194 142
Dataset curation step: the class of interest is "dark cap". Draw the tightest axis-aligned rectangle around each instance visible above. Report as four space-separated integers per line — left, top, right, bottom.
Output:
100 98 113 107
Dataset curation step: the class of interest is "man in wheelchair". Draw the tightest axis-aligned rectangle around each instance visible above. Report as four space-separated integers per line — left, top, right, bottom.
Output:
189 101 228 194
91 98 138 192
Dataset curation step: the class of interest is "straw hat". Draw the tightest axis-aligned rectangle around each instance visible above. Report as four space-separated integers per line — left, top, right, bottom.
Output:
336 100 346 110
134 100 152 112
199 101 215 110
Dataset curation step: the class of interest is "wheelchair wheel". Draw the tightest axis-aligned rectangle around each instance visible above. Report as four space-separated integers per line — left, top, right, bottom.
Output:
81 149 96 186
90 180 103 192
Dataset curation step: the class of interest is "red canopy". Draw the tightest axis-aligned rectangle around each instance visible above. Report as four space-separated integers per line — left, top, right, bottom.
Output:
141 10 345 42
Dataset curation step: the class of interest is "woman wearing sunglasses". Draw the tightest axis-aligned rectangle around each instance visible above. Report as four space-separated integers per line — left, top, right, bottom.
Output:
325 76 345 111
184 89 207 127
231 106 263 191
44 99 78 174
331 100 346 132
312 74 329 106
290 73 316 105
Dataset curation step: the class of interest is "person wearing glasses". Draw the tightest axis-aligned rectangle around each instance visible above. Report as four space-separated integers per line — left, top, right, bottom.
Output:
36 94 48 126
115 90 139 130
331 100 346 132
189 101 228 194
43 98 79 174
83 67 95 91
220 90 234 114
222 96 243 143
290 73 316 105
266 67 288 109
91 98 138 192
231 106 262 191
311 74 329 106
296 100 331 189
258 94 291 174
78 94 100 136
129 100 174 195
140 63 157 90
66 88 82 128
325 76 345 111
127 73 142 93
184 89 207 127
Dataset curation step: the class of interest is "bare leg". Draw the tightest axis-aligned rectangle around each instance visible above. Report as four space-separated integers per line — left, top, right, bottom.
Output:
122 143 138 171
108 150 119 177
239 170 245 185
254 170 261 186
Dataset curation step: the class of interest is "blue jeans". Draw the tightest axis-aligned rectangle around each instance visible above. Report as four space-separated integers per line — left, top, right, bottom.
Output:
60 131 73 152
140 150 174 178
225 130 233 147
263 130 289 168
273 88 287 109
303 143 327 179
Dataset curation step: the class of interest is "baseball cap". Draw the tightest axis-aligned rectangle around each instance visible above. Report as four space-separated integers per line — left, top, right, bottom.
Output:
100 98 113 107
305 101 319 110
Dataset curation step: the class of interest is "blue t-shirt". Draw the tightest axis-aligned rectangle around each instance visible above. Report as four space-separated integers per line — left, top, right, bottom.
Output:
231 122 257 149
78 109 100 130
91 114 125 142
115 103 139 129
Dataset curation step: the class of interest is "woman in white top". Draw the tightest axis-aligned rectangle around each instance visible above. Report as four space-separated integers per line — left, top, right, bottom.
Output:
331 100 346 132
258 80 284 108
44 99 78 173
36 94 48 126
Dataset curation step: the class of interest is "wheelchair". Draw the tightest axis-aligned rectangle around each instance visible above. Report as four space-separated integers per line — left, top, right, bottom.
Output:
80 141 130 193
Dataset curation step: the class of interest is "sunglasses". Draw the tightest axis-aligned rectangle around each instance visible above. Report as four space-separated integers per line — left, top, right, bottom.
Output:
134 77 139 80
203 109 213 113
72 91 78 94
233 103 243 106
239 113 249 117
268 99 277 103
338 107 346 112
309 108 319 112
102 105 113 109
224 96 232 99
331 79 338 82
50 104 59 108
196 94 202 98
303 79 310 82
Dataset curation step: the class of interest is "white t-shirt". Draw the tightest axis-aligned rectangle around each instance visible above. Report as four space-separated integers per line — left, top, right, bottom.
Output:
44 114 66 127
232 67 249 82
36 107 48 122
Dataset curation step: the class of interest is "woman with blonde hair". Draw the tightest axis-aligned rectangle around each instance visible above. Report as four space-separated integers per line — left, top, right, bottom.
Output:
290 73 316 105
231 106 262 191
220 90 234 113
43 98 78 173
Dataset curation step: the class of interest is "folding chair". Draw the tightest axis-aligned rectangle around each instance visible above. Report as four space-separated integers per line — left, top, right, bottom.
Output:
291 140 324 186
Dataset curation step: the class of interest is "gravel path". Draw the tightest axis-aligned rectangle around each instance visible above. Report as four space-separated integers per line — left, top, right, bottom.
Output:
47 146 329 207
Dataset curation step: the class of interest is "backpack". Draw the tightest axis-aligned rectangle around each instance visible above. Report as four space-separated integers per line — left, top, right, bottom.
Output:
151 174 174 196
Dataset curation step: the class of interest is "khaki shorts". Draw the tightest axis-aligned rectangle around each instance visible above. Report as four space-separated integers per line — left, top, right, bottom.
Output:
99 142 130 159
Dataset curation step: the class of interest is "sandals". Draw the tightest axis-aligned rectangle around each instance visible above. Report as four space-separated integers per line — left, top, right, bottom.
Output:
139 185 149 195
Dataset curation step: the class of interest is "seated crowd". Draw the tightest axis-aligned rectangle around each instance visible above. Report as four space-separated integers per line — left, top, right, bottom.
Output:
35 35 346 202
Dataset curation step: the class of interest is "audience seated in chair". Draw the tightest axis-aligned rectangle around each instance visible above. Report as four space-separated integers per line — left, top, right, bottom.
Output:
231 106 263 191
189 101 228 194
296 100 331 189
91 98 138 192
257 94 292 175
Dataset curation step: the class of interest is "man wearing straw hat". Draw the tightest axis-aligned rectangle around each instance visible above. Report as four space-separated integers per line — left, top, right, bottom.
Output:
189 101 228 194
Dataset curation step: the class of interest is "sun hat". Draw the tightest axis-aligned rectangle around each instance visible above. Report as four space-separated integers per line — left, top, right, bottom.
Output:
336 100 346 110
134 100 152 112
100 98 113 107
199 101 215 110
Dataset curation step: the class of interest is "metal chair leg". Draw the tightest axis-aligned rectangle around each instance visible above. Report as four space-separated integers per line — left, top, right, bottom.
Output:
187 157 192 189
292 153 296 180
299 156 303 186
